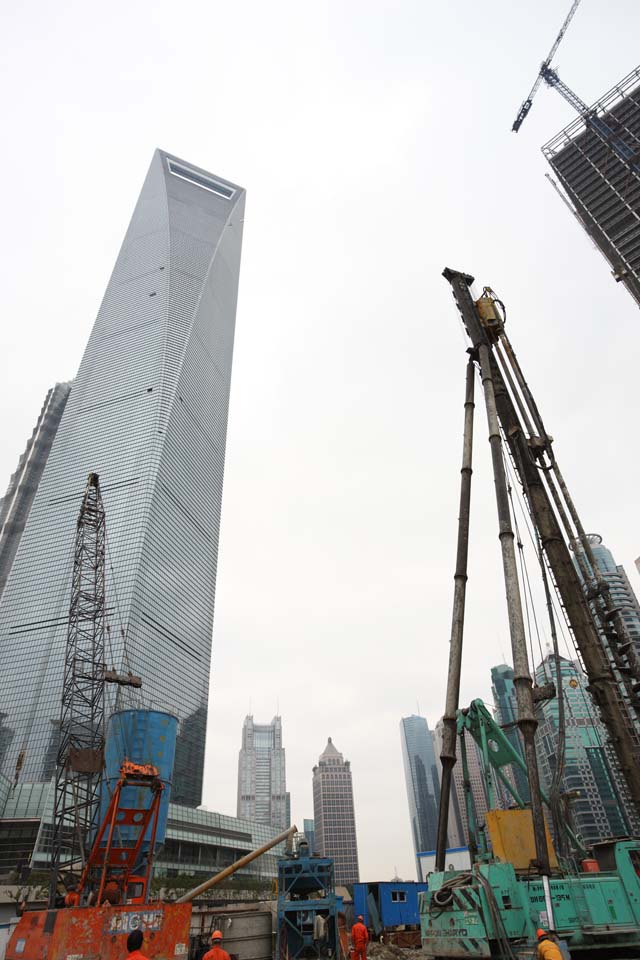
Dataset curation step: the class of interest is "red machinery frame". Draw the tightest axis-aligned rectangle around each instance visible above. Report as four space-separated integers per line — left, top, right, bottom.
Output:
78 760 164 906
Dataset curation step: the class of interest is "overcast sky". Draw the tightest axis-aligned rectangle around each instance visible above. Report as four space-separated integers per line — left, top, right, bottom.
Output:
2 0 640 880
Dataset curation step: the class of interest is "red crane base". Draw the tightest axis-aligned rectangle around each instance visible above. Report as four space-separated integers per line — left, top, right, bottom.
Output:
5 902 192 959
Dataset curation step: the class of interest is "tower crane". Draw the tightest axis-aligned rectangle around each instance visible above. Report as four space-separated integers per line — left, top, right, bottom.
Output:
512 0 582 133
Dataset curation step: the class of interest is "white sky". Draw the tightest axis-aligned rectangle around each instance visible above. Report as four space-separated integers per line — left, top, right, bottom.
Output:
2 0 640 880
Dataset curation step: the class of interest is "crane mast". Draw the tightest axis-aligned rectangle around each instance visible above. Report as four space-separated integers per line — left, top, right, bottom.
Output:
49 473 107 904
436 270 640 877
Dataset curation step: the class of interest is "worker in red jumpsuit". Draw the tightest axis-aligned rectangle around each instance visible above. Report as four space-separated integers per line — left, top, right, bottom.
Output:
203 929 231 960
351 915 369 960
125 929 148 959
64 885 79 907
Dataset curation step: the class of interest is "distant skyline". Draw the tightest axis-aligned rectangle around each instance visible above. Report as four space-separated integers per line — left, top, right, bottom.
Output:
1 0 639 879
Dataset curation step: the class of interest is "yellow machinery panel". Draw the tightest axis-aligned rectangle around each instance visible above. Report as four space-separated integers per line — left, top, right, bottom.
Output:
486 809 558 871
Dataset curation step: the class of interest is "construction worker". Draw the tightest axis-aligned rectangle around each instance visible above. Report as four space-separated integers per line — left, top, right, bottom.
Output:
203 930 231 960
351 914 369 960
126 929 148 959
64 884 79 907
536 929 563 960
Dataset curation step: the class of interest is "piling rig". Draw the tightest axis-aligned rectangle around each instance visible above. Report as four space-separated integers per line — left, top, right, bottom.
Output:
422 269 640 959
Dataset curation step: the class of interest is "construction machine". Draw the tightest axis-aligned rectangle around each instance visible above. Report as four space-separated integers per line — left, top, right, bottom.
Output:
420 270 640 959
5 473 297 958
6 796 297 959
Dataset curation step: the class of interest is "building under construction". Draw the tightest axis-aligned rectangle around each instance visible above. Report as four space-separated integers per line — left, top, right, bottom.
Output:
543 65 640 307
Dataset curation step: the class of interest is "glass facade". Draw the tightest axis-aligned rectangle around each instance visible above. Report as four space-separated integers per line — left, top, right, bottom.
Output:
400 715 440 870
433 718 488 848
0 779 284 881
0 382 71 605
490 664 530 804
0 150 245 808
312 738 359 884
573 536 640 653
237 716 290 830
534 654 638 845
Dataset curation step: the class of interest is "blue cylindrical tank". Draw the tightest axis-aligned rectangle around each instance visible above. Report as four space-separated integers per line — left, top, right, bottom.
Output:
100 709 178 850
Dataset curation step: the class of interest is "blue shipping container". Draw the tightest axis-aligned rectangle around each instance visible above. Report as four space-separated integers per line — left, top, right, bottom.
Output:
353 882 428 930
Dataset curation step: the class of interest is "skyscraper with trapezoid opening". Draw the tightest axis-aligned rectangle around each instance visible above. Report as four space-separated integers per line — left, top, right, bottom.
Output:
0 149 245 807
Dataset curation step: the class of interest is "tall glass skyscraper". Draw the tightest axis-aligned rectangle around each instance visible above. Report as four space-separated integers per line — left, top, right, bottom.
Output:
490 664 530 804
534 655 638 844
0 150 245 807
400 715 441 869
312 738 359 884
237 716 290 830
572 535 640 653
0 382 71 604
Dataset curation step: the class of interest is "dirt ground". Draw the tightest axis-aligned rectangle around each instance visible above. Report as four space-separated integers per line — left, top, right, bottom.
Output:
367 942 422 960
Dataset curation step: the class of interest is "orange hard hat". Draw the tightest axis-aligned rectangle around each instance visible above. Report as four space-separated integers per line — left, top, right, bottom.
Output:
536 929 546 940
212 931 223 941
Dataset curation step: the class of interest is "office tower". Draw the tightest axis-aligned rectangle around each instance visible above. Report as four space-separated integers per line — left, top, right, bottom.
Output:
573 535 640 652
312 738 359 884
542 67 640 307
0 382 71 602
490 664 530 803
434 719 488 847
0 150 245 807
534 655 638 844
400 715 441 871
303 818 316 854
430 720 463 850
237 716 290 831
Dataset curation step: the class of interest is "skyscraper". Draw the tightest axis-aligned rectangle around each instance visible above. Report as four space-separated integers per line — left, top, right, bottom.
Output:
0 150 245 807
431 719 464 850
542 66 640 307
312 738 359 884
0 382 71 602
237 716 290 831
434 719 488 848
534 654 638 845
490 664 530 803
572 535 640 652
400 715 441 870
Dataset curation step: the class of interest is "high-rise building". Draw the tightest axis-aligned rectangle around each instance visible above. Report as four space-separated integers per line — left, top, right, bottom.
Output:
312 738 359 884
431 720 464 850
237 716 290 831
572 535 640 652
434 719 488 848
534 654 638 844
0 150 245 807
303 818 316 854
400 715 441 870
490 664 530 804
542 66 640 308
0 382 71 602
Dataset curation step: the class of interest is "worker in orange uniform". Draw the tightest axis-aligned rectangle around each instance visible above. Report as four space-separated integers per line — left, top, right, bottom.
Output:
64 885 79 907
203 929 231 960
351 914 369 960
126 929 148 959
536 929 563 960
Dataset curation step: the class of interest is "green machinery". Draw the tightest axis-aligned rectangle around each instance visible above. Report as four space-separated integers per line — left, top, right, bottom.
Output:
422 699 640 957
422 270 640 958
